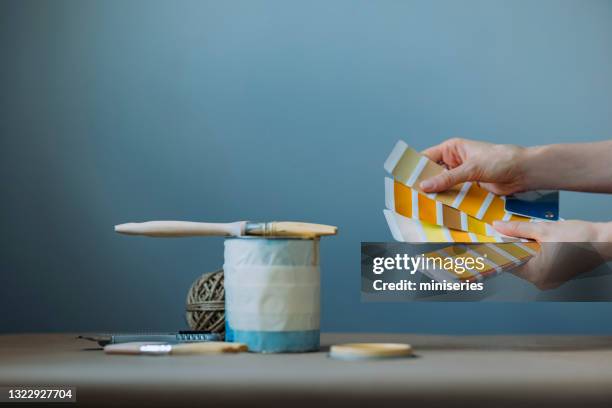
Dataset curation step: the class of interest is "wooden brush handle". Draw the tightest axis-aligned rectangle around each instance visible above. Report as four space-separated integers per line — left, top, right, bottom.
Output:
264 222 338 237
114 221 247 237
170 342 248 355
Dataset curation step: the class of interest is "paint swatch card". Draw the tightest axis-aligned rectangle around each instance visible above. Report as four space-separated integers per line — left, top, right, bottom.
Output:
385 177 514 239
505 190 560 220
417 241 540 282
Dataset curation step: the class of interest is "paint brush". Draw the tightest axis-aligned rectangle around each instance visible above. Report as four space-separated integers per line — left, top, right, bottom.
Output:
104 341 248 356
114 220 337 238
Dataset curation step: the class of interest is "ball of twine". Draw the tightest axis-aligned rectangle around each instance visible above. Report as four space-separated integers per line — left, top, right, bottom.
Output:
185 269 225 336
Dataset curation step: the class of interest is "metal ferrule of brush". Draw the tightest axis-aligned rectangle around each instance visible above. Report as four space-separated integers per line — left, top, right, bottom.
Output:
245 221 270 236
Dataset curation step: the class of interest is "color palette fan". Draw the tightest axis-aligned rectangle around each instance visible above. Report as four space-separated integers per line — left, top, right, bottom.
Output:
384 140 537 243
383 140 549 282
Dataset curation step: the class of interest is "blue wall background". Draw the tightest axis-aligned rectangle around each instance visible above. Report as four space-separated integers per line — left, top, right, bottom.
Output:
2 0 612 333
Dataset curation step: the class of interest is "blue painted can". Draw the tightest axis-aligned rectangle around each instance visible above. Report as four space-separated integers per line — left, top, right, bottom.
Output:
223 237 320 353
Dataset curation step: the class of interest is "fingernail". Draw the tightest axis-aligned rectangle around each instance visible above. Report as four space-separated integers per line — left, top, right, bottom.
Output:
420 180 434 190
492 221 505 228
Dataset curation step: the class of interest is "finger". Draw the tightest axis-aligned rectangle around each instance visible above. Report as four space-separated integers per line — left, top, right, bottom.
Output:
419 165 472 193
421 144 445 163
493 221 542 240
510 259 534 282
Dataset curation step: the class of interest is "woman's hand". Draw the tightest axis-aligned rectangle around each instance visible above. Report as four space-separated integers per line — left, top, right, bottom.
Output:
420 138 612 194
494 220 612 290
420 138 529 195
506 242 608 290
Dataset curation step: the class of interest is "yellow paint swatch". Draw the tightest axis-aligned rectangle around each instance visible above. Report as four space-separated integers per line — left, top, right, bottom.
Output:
418 242 541 282
423 251 478 282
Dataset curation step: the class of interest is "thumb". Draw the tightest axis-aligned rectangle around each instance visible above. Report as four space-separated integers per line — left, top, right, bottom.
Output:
420 165 472 193
493 221 542 240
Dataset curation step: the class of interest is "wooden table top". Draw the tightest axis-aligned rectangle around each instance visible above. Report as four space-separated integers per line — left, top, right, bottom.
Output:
2 333 612 407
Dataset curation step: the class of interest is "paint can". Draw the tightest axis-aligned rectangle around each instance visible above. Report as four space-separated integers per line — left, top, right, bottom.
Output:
223 237 320 353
